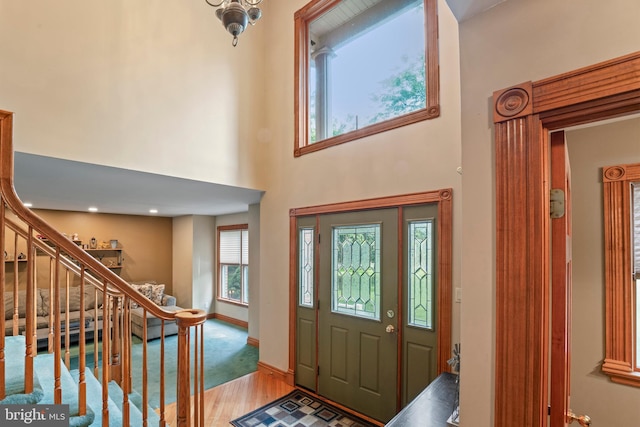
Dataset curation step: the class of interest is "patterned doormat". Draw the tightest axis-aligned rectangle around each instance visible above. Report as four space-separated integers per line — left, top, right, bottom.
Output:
230 389 378 427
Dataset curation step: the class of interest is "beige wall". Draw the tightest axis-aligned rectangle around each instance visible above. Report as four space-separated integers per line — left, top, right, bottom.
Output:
566 118 640 425
191 215 216 314
0 0 266 190
459 0 640 424
9 0 640 423
34 209 173 292
172 216 194 308
257 0 463 371
1 0 463 389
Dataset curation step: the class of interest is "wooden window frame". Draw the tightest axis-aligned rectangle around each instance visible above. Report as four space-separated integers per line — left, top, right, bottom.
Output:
601 162 640 387
293 0 440 157
217 224 249 307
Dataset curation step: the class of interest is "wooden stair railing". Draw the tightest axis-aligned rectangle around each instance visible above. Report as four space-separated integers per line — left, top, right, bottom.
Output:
0 109 207 427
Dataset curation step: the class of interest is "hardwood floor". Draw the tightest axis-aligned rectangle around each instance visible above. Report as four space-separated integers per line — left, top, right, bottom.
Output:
163 371 295 426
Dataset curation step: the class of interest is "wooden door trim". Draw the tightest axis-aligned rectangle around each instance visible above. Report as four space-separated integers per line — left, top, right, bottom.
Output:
549 132 571 426
493 50 640 427
288 189 453 393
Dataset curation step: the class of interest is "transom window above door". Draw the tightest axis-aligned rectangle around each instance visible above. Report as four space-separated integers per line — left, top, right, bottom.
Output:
294 0 440 156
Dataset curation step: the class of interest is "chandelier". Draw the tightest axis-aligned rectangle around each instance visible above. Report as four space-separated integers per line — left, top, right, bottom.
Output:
205 0 263 47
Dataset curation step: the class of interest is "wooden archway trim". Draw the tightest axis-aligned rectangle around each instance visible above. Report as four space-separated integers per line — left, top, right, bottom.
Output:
493 50 640 427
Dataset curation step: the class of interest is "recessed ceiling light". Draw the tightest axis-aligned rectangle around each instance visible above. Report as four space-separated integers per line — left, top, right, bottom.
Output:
149 209 158 214
88 207 98 212
23 202 33 207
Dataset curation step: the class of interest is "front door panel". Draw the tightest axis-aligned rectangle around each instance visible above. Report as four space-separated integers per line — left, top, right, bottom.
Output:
318 209 398 422
402 204 439 405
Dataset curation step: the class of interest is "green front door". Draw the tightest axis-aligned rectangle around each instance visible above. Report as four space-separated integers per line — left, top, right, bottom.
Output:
294 204 440 422
317 209 398 422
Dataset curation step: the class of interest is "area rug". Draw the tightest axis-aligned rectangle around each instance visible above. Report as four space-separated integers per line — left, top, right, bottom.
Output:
230 389 378 427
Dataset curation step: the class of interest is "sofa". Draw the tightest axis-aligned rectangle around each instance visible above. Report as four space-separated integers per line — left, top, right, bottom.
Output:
128 282 183 341
3 287 103 349
3 281 182 344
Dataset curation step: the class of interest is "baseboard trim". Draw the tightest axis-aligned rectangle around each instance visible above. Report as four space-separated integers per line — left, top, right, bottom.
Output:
257 361 295 386
247 336 259 347
212 313 248 329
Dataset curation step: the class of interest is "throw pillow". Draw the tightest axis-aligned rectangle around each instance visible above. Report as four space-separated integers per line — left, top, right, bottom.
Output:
149 284 165 306
130 283 153 309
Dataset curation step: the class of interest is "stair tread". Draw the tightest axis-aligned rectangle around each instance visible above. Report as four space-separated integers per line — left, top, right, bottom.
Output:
69 368 122 427
107 377 161 426
1 336 44 404
33 353 95 427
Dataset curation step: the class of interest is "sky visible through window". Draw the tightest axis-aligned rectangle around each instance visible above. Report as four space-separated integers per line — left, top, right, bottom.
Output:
330 6 425 127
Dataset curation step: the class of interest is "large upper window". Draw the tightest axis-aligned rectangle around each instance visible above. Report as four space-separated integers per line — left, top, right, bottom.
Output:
218 225 249 306
602 163 640 386
294 0 439 156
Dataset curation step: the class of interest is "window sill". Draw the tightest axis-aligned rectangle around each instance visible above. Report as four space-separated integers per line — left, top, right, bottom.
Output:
216 297 248 308
602 358 640 387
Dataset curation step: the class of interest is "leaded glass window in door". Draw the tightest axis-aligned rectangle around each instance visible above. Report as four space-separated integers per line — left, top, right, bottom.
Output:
408 220 434 329
331 224 381 320
299 227 315 308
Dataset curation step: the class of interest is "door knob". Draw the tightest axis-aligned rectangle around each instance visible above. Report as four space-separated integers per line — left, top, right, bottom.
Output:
385 325 395 333
567 411 591 426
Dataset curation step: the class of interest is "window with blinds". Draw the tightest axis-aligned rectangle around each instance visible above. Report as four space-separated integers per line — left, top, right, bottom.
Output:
218 225 249 305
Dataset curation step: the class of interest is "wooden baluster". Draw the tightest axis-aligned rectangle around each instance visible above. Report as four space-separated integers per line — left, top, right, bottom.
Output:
54 249 62 404
121 300 130 427
23 230 34 393
175 309 207 427
78 270 87 417
177 320 190 427
199 324 205 427
101 290 110 426
159 322 166 427
111 295 121 384
93 287 100 378
193 325 199 427
48 258 54 354
142 309 148 427
0 201 5 401
30 242 37 357
64 271 70 369
12 232 19 336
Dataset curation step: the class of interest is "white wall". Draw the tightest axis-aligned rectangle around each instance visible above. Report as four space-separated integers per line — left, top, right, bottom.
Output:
566 118 640 425
458 0 640 424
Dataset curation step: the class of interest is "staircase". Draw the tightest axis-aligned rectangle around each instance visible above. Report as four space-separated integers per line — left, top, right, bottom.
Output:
0 109 208 427
1 335 161 427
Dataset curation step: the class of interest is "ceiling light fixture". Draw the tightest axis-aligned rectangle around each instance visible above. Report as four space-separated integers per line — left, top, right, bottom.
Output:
88 207 98 212
205 0 263 47
23 202 33 208
149 209 158 214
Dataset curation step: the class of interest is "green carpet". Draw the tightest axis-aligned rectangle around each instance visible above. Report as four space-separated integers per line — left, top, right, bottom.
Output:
69 319 258 409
